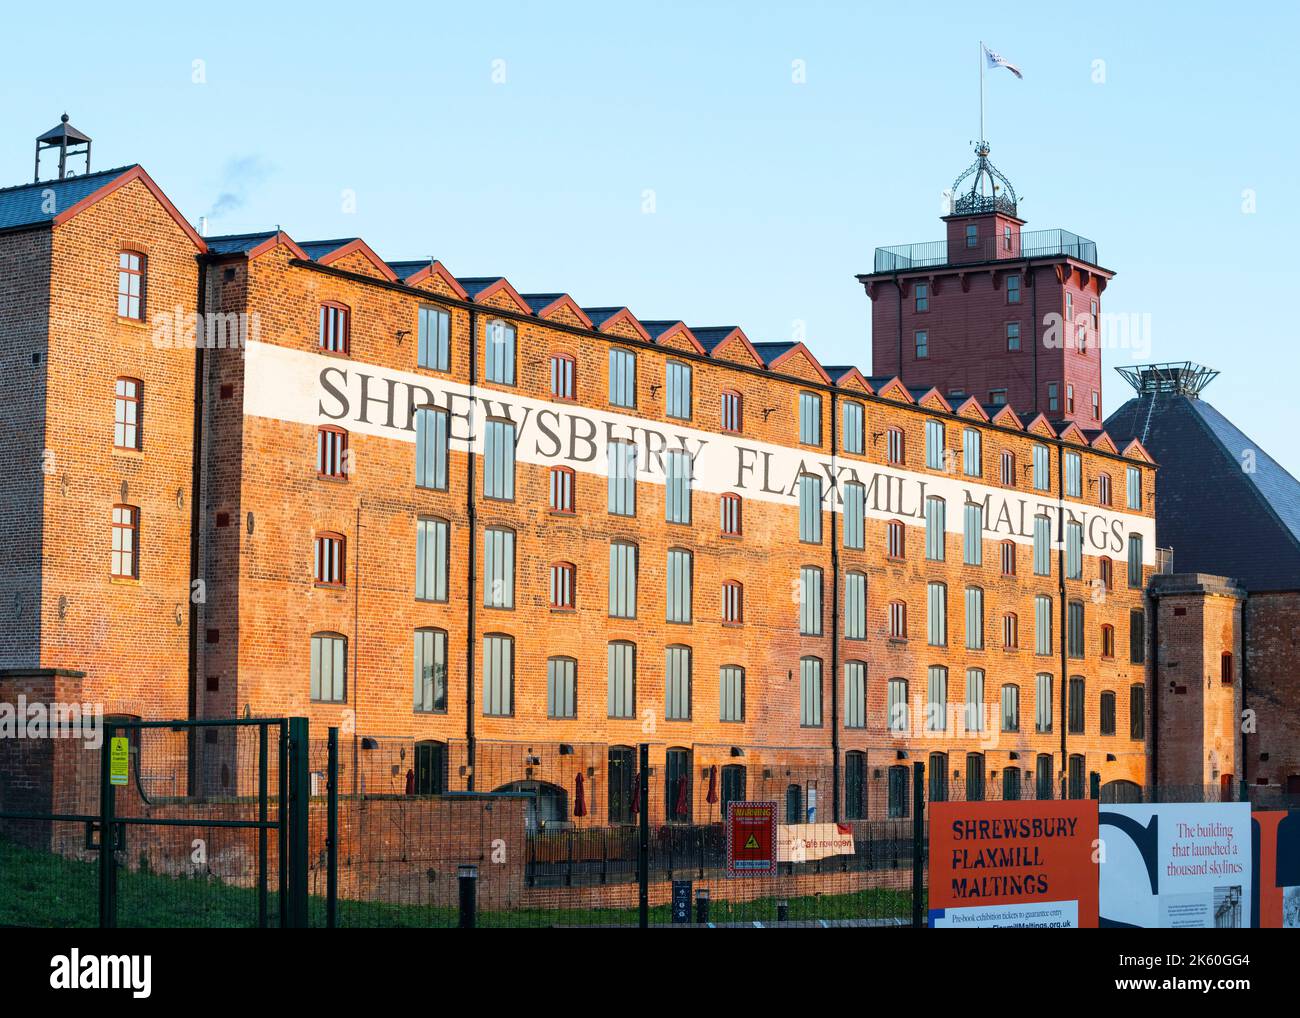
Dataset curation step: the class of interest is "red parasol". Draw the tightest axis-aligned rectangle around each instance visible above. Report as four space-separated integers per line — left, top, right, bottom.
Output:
574 772 587 817
706 765 718 804
630 771 641 816
674 775 689 819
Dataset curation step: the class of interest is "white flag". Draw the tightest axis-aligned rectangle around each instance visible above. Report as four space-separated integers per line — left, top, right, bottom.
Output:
984 45 1023 79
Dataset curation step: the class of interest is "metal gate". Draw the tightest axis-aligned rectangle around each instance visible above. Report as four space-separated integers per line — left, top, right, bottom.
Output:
0 716 313 928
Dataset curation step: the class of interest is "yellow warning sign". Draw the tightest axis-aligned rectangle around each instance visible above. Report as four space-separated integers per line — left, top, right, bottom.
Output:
744 834 760 849
109 736 129 787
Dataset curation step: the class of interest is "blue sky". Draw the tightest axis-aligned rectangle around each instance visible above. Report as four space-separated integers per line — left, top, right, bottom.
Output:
4 0 1297 474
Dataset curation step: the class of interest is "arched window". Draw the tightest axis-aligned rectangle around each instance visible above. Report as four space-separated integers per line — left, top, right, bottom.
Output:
888 600 907 639
317 425 348 478
721 580 743 625
319 301 350 354
549 562 576 610
1101 624 1116 659
1000 539 1016 576
965 753 985 802
549 466 575 513
1002 612 1019 649
720 492 742 536
845 752 867 819
886 519 906 559
549 353 576 401
1099 556 1113 590
720 389 743 433
495 780 567 831
314 531 346 586
482 633 514 717
546 656 577 718
929 752 948 803
608 746 635 824
1098 472 1112 506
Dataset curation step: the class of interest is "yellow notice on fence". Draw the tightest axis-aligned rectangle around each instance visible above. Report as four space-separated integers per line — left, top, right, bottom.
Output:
109 736 129 787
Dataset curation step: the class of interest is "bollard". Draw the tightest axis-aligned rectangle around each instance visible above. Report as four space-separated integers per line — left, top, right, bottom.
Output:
458 864 479 929
776 899 789 923
696 888 710 925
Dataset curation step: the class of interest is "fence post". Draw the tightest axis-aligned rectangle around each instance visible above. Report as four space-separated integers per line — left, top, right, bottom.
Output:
638 742 650 929
326 726 338 929
258 723 269 929
912 760 925 929
278 720 289 928
97 721 117 929
287 717 310 928
458 864 479 928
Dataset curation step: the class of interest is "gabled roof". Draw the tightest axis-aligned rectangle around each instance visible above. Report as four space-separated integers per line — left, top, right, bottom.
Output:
582 307 651 341
751 342 832 383
206 230 278 255
640 320 706 355
456 276 530 311
521 293 593 328
298 238 397 281
387 258 468 299
1106 392 1300 591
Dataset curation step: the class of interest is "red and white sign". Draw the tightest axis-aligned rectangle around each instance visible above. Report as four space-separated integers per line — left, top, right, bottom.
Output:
727 801 777 877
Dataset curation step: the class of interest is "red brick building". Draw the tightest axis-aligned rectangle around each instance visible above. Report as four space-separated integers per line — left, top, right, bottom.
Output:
0 121 1160 827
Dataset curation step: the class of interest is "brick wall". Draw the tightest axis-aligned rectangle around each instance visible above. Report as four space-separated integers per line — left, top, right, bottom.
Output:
1244 591 1300 792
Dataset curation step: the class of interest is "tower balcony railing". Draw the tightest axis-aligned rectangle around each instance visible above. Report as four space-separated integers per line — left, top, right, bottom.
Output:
872 228 1099 273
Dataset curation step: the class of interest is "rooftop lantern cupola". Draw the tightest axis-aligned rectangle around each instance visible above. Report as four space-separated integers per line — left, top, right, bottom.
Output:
34 114 92 183
949 140 1017 217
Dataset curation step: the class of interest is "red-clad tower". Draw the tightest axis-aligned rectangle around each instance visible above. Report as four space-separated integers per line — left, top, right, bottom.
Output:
858 143 1113 423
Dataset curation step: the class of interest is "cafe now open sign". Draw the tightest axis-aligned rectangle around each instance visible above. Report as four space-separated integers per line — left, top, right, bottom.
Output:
727 801 777 877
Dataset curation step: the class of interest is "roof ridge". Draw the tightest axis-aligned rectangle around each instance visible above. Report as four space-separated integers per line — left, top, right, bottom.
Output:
0 165 135 197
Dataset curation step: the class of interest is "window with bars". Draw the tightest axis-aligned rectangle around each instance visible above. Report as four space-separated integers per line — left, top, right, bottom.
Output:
800 657 823 727
111 505 138 579
665 450 692 524
842 400 864 455
798 474 822 543
317 426 348 479
485 320 516 385
608 541 637 619
484 419 516 500
609 348 636 408
887 427 905 465
540 353 575 403
310 632 347 702
666 361 692 420
549 466 575 513
1035 673 1053 734
415 517 449 602
483 527 515 608
665 645 692 721
887 520 905 560
842 481 864 549
889 600 907 639
117 251 145 320
1036 754 1054 800
927 582 947 646
547 657 577 719
844 661 866 729
844 572 867 639
666 548 693 623
721 390 742 433
550 562 575 610
798 392 821 445
607 641 635 718
114 378 141 449
413 628 447 712
719 665 745 722
722 580 743 624
319 302 349 354
799 566 823 636
418 306 451 371
415 408 448 490
482 634 514 716
720 493 742 536
314 532 346 586
887 678 908 733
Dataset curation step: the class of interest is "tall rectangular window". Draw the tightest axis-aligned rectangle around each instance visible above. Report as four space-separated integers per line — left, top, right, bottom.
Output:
926 665 947 732
310 633 347 702
1068 677 1085 734
319 302 348 354
1128 534 1144 587
665 361 692 419
721 390 742 433
1126 466 1142 509
887 427 905 464
925 419 945 469
927 582 947 646
842 401 864 455
550 354 576 400
547 657 577 719
963 501 983 565
720 666 745 722
483 528 515 609
1130 685 1146 740
483 419 515 500
962 428 982 477
798 474 822 543
665 645 692 721
1100 690 1116 736
722 581 743 624
799 566 823 636
914 282 928 311
844 661 866 729
1065 452 1082 498
1047 383 1060 413
842 481 864 549
417 306 451 371
887 520 905 559
887 679 908 732
1006 322 1020 351
111 505 138 579
1033 515 1052 576
485 320 516 385
1036 673 1053 733
925 496 945 560
1001 684 1020 733
314 533 346 585
609 348 636 408
915 330 929 359
114 378 141 449
666 549 693 623
415 517 449 602
844 572 867 639
1000 450 1015 486
798 392 822 445
1032 444 1050 491
413 629 447 713
607 642 635 718
965 669 985 732
721 493 742 536
117 251 145 320
800 657 823 727
1130 609 1146 663
1068 601 1085 658
549 467 575 513
415 408 448 490
666 449 692 524
607 441 637 516
965 586 984 650
482 634 514 716
609 542 637 619
318 426 348 479
1006 273 1020 303
1035 595 1053 655
1066 520 1083 579
549 561 575 609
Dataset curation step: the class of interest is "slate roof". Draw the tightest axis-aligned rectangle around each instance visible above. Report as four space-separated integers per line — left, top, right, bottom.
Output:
1105 392 1300 591
456 277 507 300
690 327 741 353
205 231 278 255
0 166 135 232
296 238 357 261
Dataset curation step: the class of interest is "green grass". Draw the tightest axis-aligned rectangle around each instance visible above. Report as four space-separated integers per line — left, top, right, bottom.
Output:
1 837 918 928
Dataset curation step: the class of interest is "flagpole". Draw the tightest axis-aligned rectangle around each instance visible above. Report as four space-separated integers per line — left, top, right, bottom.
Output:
979 41 985 142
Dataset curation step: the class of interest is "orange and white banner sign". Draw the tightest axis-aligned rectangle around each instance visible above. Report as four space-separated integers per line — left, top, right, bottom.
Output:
777 823 856 863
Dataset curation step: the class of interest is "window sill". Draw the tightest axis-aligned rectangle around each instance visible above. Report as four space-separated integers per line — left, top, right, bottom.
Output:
316 474 349 483
721 622 743 629
111 447 143 456
109 576 140 586
314 582 347 591
115 316 149 329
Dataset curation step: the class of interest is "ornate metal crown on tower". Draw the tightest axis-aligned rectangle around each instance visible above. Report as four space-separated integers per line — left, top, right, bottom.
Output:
949 141 1017 217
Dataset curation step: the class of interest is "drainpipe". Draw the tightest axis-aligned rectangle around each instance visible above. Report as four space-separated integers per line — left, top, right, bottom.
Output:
1030 267 1039 414
1149 588 1159 792
465 308 478 790
829 392 840 822
895 276 904 378
186 260 207 797
1057 444 1068 797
